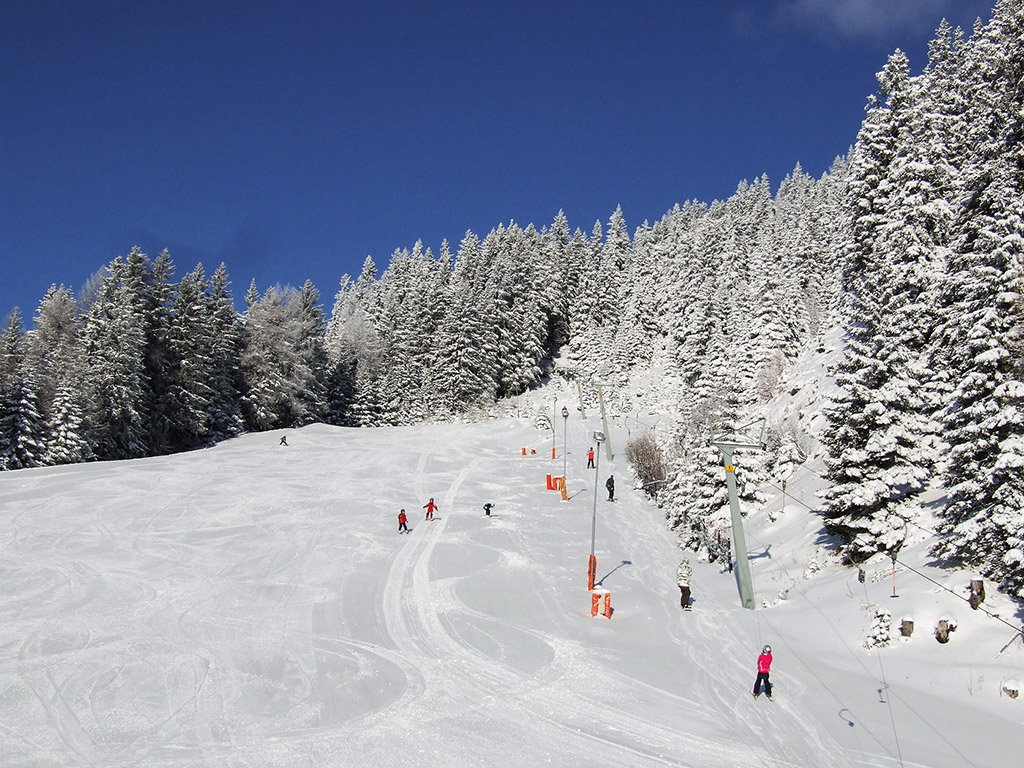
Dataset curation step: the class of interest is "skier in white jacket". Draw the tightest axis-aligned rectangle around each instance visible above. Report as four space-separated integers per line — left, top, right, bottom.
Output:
676 559 692 609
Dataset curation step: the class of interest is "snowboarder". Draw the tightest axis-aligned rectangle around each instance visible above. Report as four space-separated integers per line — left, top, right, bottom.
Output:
606 475 615 501
587 447 595 468
279 435 288 446
483 502 493 517
398 509 409 534
753 644 773 700
424 497 439 520
676 559 692 609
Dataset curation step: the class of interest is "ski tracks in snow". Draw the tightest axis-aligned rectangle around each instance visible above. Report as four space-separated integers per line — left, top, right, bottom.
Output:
362 442 777 767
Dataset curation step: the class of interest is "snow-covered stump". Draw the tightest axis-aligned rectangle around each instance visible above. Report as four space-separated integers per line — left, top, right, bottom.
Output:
1003 680 1020 699
899 617 914 638
969 579 986 610
935 616 957 644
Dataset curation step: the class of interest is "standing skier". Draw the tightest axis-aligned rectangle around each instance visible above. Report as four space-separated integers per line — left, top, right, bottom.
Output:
676 559 692 609
398 509 409 534
587 447 595 468
753 645 773 700
423 497 439 521
606 475 615 501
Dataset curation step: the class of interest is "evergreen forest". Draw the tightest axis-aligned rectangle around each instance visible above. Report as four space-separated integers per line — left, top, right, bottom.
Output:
2 3 1023 595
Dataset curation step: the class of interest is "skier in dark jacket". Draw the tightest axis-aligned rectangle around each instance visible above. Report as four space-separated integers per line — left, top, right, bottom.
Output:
753 645 773 700
606 475 615 501
483 502 493 517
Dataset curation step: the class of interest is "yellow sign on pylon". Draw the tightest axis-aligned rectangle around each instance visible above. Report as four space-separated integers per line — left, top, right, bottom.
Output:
726 465 734 473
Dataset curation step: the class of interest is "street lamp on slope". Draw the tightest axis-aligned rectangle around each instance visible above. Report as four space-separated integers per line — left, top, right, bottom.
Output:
561 405 569 485
588 430 605 590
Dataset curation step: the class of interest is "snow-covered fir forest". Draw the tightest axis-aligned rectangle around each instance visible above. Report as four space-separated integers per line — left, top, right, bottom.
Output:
2 2 1023 598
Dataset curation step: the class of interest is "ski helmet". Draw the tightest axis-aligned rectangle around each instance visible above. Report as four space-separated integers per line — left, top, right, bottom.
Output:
762 644 771 654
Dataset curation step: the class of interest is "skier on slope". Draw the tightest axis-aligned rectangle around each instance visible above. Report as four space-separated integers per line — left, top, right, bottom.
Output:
753 644 773 700
398 509 409 534
606 475 615 501
676 559 692 609
423 497 439 521
482 502 493 517
587 447 595 468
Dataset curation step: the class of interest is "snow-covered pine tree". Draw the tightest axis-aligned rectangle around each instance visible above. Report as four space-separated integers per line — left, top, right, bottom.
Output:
326 257 382 426
239 284 323 430
164 263 215 448
0 309 47 470
81 254 151 460
933 0 1024 594
26 286 89 463
822 52 937 563
433 232 499 412
45 384 92 465
295 279 329 424
142 249 176 452
205 263 243 439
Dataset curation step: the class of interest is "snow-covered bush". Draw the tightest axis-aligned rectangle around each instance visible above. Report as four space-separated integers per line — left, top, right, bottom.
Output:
625 432 667 499
864 607 892 649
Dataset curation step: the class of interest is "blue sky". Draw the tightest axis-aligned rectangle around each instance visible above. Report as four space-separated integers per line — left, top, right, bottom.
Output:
0 0 993 320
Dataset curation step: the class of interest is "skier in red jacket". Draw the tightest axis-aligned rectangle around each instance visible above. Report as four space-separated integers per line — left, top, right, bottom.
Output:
753 645 773 700
423 498 439 520
398 509 409 534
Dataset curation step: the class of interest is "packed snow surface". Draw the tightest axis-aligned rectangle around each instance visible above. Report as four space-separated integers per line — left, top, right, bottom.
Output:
1 413 1022 767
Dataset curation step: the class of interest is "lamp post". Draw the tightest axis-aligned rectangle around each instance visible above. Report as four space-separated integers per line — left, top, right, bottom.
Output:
588 430 605 590
561 405 569 484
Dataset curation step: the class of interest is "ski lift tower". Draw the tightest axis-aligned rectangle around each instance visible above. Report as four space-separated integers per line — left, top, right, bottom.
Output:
711 417 765 610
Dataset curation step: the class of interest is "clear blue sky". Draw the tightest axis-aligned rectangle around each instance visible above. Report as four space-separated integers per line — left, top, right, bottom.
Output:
0 0 993 320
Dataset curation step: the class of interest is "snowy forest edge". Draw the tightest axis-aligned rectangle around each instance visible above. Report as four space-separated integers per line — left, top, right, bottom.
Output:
3 3 1024 602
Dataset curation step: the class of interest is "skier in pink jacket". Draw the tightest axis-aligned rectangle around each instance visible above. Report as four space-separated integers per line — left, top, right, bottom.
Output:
753 644 773 700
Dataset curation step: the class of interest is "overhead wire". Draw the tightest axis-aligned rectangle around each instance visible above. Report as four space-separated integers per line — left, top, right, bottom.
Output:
743 457 1021 767
753 457 1024 641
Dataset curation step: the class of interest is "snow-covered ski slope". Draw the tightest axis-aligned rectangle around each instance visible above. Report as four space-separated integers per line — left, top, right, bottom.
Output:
1 412 1022 767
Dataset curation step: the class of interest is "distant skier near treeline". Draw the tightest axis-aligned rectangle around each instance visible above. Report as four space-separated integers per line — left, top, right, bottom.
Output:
676 559 692 610
423 497 438 520
398 509 409 534
753 645 773 700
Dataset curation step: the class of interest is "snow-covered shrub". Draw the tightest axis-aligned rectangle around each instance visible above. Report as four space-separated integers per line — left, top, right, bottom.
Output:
864 607 892 649
625 432 667 499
